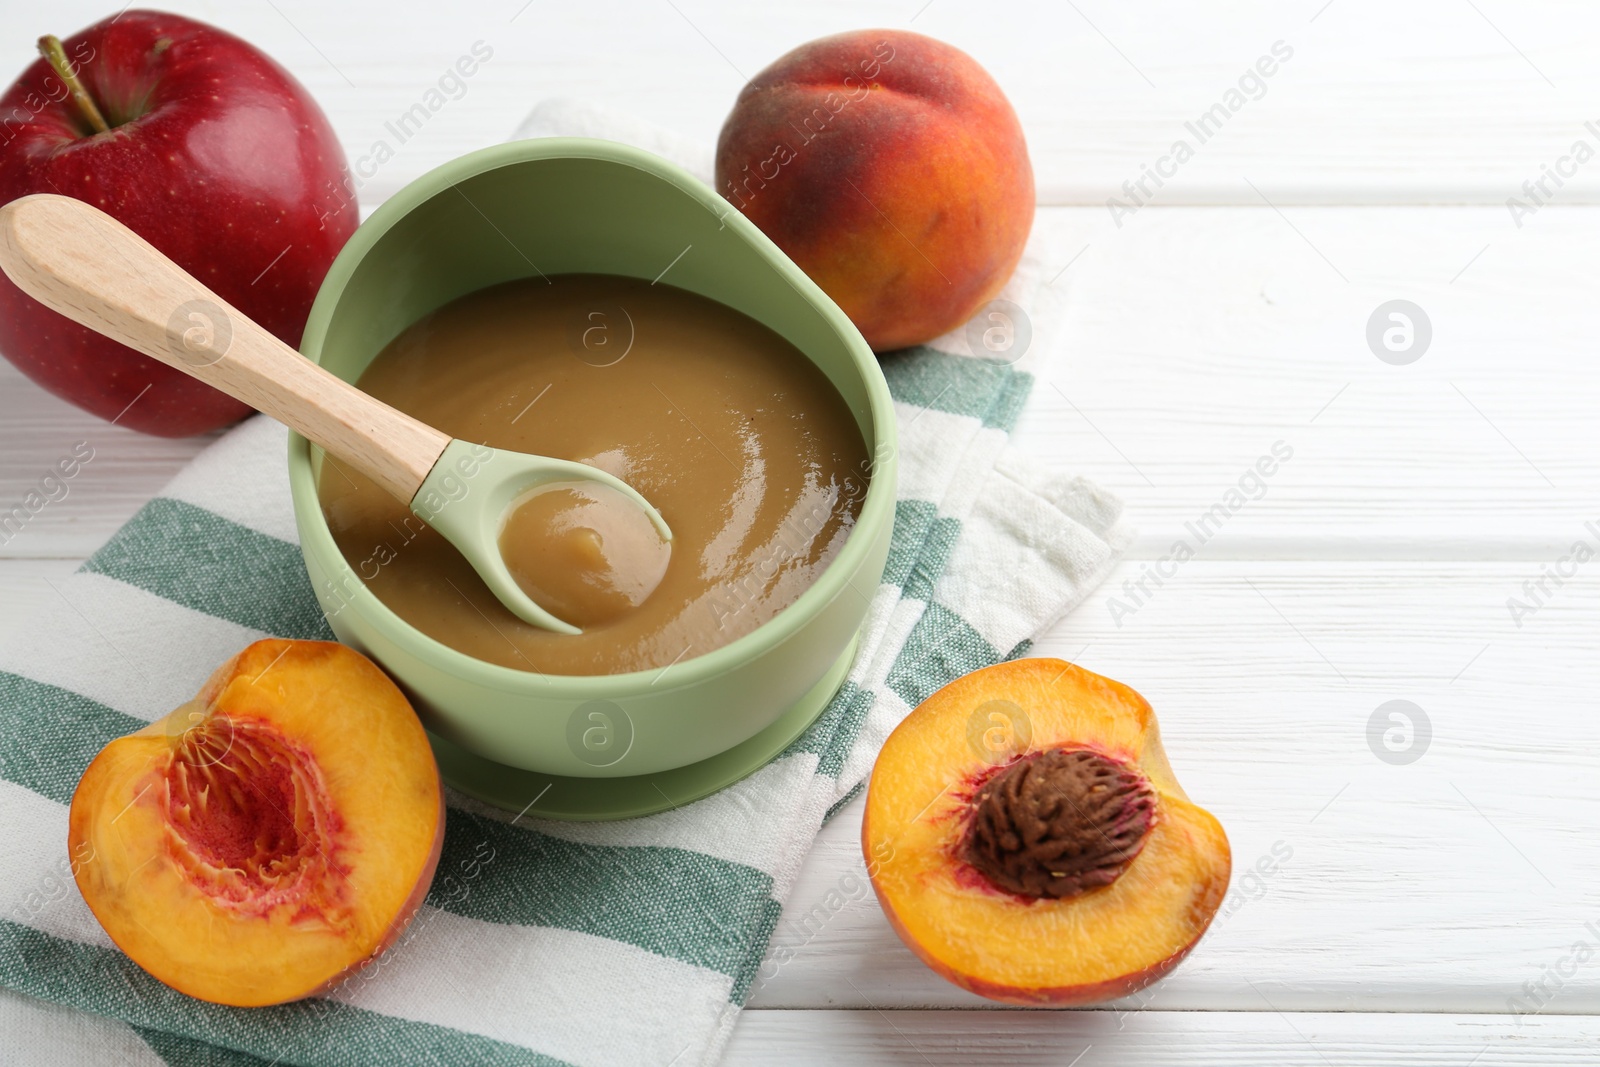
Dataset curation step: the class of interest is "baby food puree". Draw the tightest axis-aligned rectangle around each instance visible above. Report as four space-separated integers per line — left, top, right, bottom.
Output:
318 274 868 676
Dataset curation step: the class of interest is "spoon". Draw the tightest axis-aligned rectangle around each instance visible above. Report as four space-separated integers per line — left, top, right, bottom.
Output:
0 193 670 635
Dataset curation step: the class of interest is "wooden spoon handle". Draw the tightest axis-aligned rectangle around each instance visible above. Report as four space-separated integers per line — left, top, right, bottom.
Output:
0 193 449 502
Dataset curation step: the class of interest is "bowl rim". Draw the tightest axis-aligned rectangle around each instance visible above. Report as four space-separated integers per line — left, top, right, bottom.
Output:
288 136 898 696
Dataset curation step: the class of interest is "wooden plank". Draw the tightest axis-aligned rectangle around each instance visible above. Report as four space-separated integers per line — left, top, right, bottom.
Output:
725 1010 1600 1065
751 560 1600 1011
9 1 1600 205
1013 204 1600 557
3 204 1599 559
0 363 216 559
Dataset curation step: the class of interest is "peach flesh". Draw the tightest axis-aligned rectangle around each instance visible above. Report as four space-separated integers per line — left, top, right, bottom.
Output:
69 639 444 1007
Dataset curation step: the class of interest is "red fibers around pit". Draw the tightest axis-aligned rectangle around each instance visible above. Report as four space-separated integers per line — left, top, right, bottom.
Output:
162 714 349 920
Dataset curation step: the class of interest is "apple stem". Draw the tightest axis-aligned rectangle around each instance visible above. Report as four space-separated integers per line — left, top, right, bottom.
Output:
38 35 110 135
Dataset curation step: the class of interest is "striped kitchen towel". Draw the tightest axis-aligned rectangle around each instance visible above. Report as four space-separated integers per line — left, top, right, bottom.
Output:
0 101 1131 1066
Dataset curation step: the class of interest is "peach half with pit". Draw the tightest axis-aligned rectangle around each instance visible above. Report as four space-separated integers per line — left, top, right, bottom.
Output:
862 658 1230 1005
68 639 444 1007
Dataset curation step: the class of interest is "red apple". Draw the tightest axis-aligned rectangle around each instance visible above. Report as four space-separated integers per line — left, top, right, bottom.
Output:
0 10 358 436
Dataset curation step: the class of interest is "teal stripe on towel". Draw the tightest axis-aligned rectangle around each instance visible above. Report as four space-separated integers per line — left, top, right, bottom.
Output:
779 680 875 779
82 498 333 642
880 347 1033 431
435 808 775 980
134 1025 284 1067
885 601 1003 711
0 672 145 804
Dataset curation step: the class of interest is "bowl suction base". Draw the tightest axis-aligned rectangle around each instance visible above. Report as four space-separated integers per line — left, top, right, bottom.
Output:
429 632 860 821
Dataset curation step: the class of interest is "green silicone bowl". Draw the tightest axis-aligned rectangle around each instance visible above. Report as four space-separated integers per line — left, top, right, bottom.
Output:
288 138 896 820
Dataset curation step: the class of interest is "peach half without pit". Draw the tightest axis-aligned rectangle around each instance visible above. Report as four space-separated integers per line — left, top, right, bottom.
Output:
862 658 1230 1005
68 639 444 1007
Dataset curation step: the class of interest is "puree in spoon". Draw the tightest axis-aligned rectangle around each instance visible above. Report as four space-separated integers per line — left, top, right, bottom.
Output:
499 481 672 629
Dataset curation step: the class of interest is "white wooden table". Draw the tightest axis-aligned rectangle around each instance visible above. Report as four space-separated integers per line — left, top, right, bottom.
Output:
5 1 1600 1062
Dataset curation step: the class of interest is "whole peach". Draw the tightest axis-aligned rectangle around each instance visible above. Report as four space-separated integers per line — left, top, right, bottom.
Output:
715 30 1034 352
